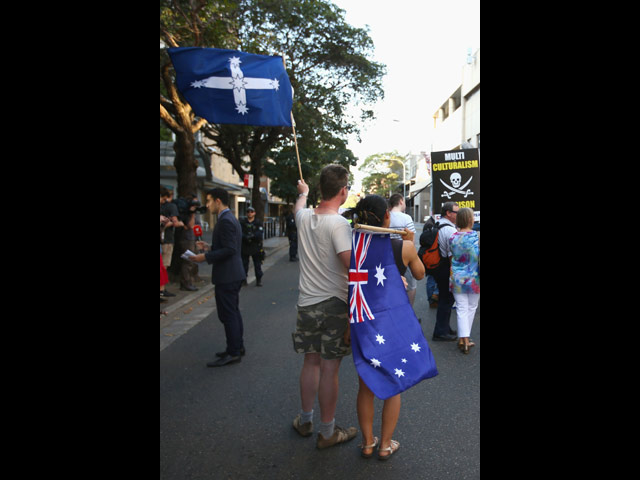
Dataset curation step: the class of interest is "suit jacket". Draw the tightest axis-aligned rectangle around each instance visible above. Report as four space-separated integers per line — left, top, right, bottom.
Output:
204 209 247 285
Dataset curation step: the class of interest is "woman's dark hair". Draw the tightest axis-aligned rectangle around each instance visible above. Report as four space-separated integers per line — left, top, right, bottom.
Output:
342 194 388 227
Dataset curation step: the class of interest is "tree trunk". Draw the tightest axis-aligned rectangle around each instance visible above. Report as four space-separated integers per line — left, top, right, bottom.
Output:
173 132 198 198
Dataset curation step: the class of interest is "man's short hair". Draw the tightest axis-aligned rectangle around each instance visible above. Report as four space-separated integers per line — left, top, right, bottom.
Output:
319 164 349 200
160 186 171 198
441 201 459 216
207 187 230 206
388 193 404 208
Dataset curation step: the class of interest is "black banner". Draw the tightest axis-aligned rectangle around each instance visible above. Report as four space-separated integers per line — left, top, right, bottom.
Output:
431 148 480 221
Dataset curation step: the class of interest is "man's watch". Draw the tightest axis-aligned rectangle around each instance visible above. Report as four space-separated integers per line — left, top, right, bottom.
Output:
298 193 308 198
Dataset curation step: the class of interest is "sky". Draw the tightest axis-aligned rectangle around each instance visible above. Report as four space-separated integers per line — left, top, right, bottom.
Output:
330 0 480 185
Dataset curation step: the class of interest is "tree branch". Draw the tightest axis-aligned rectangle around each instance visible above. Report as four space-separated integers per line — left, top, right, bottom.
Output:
160 27 179 48
161 62 182 109
160 104 183 133
192 117 207 133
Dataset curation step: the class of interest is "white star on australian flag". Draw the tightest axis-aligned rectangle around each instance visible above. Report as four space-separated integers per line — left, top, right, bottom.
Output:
374 264 386 286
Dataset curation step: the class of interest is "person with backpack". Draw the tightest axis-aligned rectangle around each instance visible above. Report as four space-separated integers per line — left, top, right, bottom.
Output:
421 214 440 308
428 201 459 341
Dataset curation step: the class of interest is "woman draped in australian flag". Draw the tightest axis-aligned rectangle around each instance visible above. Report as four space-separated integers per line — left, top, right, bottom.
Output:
342 195 438 460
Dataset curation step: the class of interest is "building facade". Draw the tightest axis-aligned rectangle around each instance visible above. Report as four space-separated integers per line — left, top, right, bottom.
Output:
415 47 480 220
160 132 289 235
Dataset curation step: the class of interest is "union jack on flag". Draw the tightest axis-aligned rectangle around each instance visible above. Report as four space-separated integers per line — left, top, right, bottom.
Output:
349 231 374 323
348 230 438 400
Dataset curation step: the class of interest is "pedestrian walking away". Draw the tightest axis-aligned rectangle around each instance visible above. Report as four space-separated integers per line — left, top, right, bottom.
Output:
188 188 247 367
290 164 358 449
422 214 439 308
449 207 480 354
432 201 459 342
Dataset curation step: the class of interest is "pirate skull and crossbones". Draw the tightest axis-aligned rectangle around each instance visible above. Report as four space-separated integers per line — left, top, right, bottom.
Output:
440 172 474 199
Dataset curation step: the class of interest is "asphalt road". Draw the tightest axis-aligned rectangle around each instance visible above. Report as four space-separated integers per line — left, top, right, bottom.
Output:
160 241 480 479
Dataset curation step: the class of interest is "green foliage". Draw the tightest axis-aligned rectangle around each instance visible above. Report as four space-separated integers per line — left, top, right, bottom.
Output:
360 151 406 197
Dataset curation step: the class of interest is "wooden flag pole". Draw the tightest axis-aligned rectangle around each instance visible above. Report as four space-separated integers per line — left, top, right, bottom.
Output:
281 53 303 181
290 112 303 181
353 224 408 236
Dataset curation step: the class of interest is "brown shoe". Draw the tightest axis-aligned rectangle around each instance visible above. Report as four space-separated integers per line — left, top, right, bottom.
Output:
292 414 313 437
316 425 357 449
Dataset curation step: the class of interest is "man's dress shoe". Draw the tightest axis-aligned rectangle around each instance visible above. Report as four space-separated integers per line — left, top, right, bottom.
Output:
432 333 457 342
207 354 241 367
216 348 245 357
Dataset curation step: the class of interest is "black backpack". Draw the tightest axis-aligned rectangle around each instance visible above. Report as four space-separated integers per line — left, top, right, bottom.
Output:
418 222 448 273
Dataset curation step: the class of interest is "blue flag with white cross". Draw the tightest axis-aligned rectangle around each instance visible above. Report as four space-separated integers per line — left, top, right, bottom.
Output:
168 47 293 127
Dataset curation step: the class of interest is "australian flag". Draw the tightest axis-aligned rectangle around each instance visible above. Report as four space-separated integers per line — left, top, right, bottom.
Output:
167 47 293 127
349 231 438 400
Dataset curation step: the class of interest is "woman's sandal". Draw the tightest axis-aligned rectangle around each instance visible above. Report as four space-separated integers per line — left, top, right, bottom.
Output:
377 439 400 460
358 436 379 458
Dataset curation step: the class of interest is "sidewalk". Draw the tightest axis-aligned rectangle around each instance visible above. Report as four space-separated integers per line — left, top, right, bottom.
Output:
160 234 290 319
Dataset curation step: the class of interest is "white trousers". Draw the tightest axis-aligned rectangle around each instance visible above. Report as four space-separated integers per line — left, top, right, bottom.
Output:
453 293 480 338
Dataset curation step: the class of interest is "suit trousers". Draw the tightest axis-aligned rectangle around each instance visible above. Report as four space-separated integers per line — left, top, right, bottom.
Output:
433 259 455 337
214 280 244 356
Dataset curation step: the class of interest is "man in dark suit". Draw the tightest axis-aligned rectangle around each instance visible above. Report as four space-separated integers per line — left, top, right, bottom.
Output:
190 188 247 367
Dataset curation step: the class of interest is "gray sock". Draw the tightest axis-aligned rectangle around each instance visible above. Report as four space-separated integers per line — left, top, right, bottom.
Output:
300 410 313 424
319 418 335 439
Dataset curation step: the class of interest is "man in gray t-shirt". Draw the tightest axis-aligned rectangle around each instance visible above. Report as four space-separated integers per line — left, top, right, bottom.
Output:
290 165 358 450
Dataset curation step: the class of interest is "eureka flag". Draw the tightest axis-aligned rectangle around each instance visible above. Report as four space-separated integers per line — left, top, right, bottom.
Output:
167 47 293 127
349 230 438 400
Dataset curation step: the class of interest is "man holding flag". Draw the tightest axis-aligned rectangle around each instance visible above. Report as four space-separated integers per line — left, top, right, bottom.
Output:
290 165 358 449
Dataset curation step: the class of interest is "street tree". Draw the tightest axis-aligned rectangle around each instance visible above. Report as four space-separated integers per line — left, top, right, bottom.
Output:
360 151 406 197
160 0 385 219
160 0 238 198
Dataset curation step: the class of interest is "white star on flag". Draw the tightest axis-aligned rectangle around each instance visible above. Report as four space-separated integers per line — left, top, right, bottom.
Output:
375 334 385 345
370 358 381 368
187 55 282 117
401 358 407 363
410 343 421 352
374 264 386 286
394 368 405 378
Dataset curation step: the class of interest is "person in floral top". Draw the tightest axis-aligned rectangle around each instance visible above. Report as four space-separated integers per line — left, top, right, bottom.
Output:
449 208 480 354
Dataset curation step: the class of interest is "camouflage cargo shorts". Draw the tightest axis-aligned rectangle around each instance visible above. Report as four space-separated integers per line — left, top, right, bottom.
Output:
292 297 352 359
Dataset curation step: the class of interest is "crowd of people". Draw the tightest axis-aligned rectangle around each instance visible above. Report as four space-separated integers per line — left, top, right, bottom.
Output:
160 166 480 460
